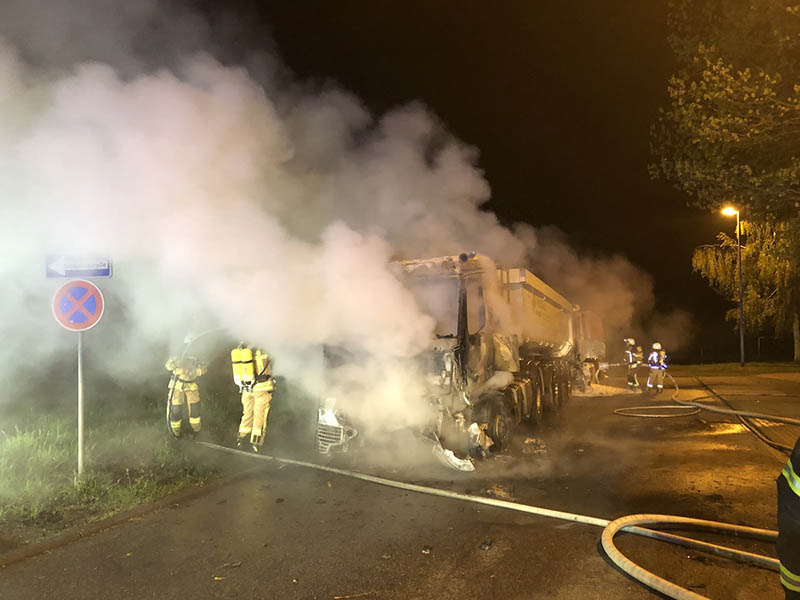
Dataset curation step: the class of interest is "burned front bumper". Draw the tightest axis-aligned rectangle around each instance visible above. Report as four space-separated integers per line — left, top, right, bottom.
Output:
316 405 358 454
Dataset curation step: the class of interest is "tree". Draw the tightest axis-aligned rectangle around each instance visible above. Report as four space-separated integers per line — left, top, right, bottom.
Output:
693 220 800 359
654 1 800 359
652 1 800 218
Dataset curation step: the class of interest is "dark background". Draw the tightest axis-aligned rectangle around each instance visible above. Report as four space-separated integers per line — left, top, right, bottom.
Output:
196 0 771 363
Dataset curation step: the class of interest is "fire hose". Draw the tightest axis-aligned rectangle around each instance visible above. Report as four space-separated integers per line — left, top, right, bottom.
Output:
613 373 800 450
195 436 781 600
605 372 799 597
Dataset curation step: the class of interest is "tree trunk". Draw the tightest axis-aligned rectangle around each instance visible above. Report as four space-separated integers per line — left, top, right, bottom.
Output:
793 311 800 362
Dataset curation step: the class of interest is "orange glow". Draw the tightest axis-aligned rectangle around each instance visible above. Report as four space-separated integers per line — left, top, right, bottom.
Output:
721 206 738 216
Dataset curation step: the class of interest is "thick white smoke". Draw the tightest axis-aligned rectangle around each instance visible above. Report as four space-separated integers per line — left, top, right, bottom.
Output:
0 1 683 436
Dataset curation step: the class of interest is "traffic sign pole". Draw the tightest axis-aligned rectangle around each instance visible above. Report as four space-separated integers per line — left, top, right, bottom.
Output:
51 280 105 479
77 332 84 477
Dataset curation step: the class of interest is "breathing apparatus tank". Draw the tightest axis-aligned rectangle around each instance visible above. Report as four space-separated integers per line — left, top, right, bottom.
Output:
231 345 255 388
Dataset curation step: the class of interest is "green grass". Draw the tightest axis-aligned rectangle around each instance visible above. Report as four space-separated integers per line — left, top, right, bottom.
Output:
0 417 213 528
668 362 800 377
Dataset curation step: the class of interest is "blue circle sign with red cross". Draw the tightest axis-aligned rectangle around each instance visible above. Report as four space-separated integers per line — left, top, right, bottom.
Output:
52 279 105 332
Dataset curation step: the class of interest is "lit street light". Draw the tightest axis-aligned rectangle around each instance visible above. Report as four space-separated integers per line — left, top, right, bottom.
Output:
722 206 745 367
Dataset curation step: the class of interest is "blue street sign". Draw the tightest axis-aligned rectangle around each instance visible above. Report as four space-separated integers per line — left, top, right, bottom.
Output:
46 255 112 279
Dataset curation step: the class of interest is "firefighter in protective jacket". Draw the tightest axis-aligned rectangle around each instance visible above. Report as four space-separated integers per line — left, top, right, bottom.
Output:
623 338 642 390
646 343 667 393
165 356 207 437
232 343 275 452
778 435 800 598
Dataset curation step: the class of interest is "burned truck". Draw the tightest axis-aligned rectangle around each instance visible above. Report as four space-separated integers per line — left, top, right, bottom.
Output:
316 253 604 467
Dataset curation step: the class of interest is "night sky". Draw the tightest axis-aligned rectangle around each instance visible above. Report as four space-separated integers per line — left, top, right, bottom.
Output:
202 1 756 362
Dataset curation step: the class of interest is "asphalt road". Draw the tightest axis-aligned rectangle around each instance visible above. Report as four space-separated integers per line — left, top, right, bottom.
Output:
0 374 795 599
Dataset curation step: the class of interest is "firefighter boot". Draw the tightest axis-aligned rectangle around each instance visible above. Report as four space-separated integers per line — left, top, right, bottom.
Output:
250 433 264 453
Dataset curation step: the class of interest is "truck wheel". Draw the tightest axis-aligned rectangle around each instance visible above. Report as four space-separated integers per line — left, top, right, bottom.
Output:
545 377 558 411
481 397 512 452
530 379 544 425
556 374 571 406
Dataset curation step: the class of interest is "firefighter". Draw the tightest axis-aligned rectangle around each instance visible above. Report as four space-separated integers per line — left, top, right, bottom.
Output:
623 338 641 390
165 356 207 437
778 434 800 598
646 342 667 393
232 343 275 452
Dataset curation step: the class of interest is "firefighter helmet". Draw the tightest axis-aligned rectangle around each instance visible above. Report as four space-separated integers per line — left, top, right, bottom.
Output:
652 342 662 351
624 338 635 346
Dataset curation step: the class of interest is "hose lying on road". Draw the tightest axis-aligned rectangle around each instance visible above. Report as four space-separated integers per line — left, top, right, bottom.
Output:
613 373 800 453
614 404 700 418
195 440 779 600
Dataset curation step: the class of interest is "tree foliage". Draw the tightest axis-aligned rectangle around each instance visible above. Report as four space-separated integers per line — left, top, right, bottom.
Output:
657 1 800 358
652 1 800 218
692 220 800 336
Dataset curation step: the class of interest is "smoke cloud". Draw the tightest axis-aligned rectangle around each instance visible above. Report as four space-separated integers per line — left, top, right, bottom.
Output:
0 2 685 439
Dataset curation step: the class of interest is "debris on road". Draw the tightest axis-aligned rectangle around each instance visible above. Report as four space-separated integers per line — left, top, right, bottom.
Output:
421 545 432 555
381 553 392 560
212 576 225 581
479 539 493 551
485 484 515 500
522 437 547 455
222 561 242 569
333 592 377 599
275 497 285 504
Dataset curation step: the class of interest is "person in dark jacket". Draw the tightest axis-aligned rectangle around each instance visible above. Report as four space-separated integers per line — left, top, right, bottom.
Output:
778 435 800 598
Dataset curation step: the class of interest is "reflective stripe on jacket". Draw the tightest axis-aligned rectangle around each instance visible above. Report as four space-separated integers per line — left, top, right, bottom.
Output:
778 436 800 594
782 563 800 593
784 458 800 498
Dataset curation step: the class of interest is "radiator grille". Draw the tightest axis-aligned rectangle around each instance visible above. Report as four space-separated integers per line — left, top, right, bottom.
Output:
317 423 344 454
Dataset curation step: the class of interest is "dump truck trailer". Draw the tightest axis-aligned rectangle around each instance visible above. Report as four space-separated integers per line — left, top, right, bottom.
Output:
316 252 604 465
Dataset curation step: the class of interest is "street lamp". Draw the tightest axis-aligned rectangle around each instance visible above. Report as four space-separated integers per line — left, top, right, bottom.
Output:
722 206 745 366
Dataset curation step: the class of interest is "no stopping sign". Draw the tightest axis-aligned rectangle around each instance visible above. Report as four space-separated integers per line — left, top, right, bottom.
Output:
52 279 105 332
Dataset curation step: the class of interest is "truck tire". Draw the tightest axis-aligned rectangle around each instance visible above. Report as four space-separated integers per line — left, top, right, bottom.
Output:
530 378 544 425
480 396 513 452
544 374 558 411
556 368 571 406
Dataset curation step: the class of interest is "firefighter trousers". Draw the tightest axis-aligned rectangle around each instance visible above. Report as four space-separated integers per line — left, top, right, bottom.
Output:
647 369 664 390
626 367 639 388
238 390 272 445
170 389 201 435
778 470 800 598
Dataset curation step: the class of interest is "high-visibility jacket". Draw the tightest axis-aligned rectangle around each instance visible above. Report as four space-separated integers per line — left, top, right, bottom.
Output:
624 348 641 368
648 351 667 370
778 436 800 596
231 345 274 392
165 357 206 391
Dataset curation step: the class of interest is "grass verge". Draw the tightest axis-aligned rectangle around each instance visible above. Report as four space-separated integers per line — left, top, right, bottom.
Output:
0 417 213 549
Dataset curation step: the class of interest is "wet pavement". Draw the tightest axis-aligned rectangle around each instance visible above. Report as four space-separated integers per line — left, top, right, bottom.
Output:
0 374 796 599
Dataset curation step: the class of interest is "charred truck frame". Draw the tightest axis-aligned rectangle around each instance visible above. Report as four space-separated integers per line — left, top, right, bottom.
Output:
316 253 604 468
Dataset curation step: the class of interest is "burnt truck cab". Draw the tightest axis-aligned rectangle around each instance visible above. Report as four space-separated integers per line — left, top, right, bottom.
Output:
395 253 521 456
315 252 602 466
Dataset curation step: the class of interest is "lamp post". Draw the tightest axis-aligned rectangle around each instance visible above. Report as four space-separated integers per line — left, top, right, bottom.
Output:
722 206 745 366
